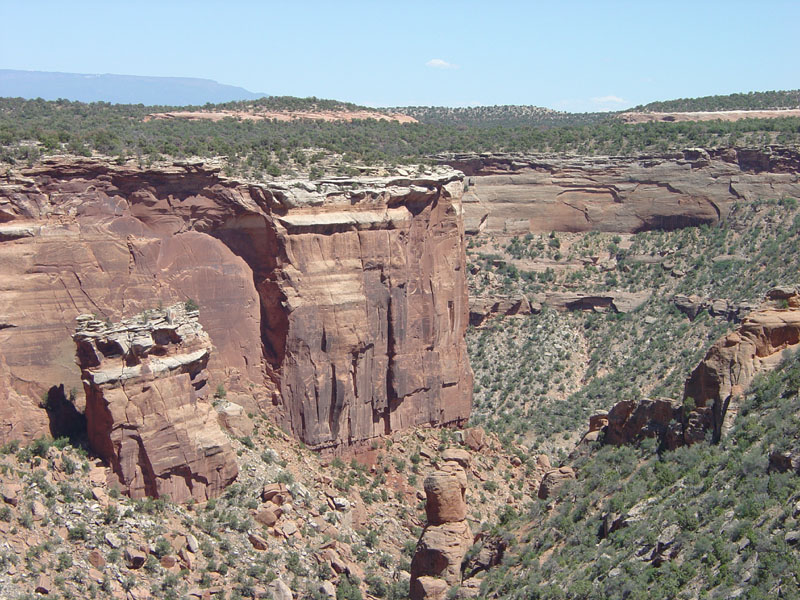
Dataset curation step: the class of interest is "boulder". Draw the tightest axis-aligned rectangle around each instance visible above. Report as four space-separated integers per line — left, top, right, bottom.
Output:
124 549 147 569
255 506 281 527
604 398 682 447
248 532 269 550
410 576 449 600
216 402 254 437
464 427 486 451
424 469 467 525
538 467 576 500
262 483 291 505
87 549 105 569
441 448 471 469
410 521 473 589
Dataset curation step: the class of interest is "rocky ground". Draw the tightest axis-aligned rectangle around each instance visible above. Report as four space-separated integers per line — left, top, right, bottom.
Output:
0 412 551 600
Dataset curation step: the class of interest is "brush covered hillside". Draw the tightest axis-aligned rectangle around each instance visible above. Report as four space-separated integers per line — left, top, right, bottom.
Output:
3 94 800 176
0 88 799 600
389 106 609 128
466 195 800 458
633 89 800 113
476 343 800 600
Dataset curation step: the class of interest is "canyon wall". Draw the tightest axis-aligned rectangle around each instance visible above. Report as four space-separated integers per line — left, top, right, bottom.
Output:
441 147 800 234
0 158 472 450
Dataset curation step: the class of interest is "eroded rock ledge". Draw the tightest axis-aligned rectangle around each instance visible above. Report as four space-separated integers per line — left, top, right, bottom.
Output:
0 157 473 451
439 147 800 234
74 303 238 501
589 287 800 450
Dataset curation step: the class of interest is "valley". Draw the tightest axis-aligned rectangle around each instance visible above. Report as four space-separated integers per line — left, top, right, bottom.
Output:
0 91 798 600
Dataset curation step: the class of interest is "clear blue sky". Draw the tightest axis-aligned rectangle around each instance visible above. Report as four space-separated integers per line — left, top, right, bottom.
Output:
2 0 798 111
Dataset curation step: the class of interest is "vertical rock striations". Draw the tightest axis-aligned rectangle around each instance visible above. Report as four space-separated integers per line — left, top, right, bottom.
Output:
73 303 238 501
0 158 473 451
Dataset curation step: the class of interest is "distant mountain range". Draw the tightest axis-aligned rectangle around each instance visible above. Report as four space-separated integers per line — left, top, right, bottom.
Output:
0 69 266 106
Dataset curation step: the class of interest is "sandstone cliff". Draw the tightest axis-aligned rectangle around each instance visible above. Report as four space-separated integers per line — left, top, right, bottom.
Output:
441 147 800 234
74 303 237 501
594 288 800 449
0 158 473 450
684 287 800 442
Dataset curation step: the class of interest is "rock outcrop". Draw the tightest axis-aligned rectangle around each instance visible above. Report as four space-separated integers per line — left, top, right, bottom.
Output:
538 466 576 500
441 147 800 234
469 290 648 327
410 456 473 600
591 289 800 450
0 158 473 450
469 295 539 326
684 288 800 442
673 294 756 322
73 303 238 501
532 291 650 314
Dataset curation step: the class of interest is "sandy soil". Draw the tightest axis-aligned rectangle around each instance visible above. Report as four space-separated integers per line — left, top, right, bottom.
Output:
620 108 800 123
143 109 417 124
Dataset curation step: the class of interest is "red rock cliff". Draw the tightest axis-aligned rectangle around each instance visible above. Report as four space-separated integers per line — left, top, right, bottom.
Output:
74 303 238 501
0 158 473 450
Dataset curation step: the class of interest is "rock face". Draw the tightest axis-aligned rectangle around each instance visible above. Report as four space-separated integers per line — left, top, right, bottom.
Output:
410 457 473 600
0 158 473 450
441 147 800 234
593 290 800 450
469 295 539 326
73 304 238 501
673 294 756 322
532 291 650 314
538 466 576 500
469 290 648 327
603 398 690 449
684 289 800 442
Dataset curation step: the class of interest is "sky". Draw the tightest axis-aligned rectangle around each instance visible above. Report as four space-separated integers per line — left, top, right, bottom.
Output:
1 0 799 111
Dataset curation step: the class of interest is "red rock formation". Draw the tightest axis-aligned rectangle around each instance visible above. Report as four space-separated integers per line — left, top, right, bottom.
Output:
410 457 473 600
442 148 800 234
538 466 576 500
468 295 539 326
591 289 800 450
0 158 473 451
74 303 238 501
684 289 800 442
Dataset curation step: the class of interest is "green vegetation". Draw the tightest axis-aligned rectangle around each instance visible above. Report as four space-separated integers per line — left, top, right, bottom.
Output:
2 97 800 177
468 196 800 455
392 105 610 127
479 348 800 599
634 89 800 113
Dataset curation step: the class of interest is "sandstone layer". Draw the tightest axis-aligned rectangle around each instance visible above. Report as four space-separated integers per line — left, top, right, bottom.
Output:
594 289 800 449
0 158 473 450
441 147 800 234
684 288 800 442
619 109 800 124
73 303 238 501
410 458 473 600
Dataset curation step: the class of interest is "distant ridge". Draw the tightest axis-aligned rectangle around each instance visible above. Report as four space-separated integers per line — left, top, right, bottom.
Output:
633 89 800 113
0 69 266 106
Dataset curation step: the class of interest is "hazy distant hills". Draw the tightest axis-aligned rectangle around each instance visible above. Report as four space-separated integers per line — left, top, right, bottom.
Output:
0 69 266 106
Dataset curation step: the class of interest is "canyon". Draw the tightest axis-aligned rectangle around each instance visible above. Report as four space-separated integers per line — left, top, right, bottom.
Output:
0 158 472 452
